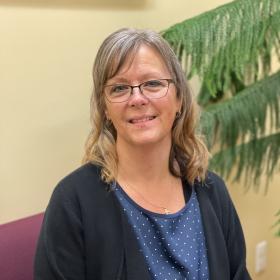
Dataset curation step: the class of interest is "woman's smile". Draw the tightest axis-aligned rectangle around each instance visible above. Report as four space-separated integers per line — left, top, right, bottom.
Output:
128 115 156 124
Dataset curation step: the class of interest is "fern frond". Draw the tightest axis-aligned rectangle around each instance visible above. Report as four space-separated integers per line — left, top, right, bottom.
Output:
209 132 280 191
162 0 280 95
273 210 280 237
197 72 247 107
200 71 280 149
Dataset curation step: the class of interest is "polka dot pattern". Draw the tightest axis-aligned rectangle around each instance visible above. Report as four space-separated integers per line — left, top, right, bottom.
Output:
113 182 209 280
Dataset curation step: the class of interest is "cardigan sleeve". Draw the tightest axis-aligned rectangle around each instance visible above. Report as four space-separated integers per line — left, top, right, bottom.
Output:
34 181 86 280
211 173 251 280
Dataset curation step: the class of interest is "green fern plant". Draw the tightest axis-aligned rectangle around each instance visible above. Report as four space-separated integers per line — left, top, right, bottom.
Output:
161 0 280 235
274 210 280 237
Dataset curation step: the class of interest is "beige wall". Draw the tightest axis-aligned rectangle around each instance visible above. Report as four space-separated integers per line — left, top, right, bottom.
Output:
228 173 280 280
1 0 279 278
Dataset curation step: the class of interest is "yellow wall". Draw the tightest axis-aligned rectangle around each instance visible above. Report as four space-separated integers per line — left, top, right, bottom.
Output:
1 0 279 279
229 173 280 280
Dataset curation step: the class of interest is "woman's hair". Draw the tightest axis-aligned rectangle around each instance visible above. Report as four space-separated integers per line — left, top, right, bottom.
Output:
83 28 209 185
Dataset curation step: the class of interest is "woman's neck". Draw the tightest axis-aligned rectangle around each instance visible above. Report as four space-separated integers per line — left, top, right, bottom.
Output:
115 139 185 214
116 139 173 188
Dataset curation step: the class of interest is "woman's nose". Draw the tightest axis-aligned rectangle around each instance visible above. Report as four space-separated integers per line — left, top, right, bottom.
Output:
127 87 149 107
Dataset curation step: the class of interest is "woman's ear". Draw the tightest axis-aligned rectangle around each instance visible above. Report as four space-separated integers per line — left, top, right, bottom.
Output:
105 110 110 121
176 97 183 114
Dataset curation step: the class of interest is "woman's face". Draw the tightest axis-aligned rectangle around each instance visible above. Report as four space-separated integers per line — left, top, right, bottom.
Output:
104 44 181 149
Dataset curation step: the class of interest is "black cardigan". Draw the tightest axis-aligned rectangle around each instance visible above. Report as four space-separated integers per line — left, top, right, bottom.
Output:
34 163 251 279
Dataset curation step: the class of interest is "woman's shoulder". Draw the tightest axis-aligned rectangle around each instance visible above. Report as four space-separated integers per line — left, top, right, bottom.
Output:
57 163 101 186
51 163 107 201
205 170 226 187
44 163 113 222
200 170 228 193
195 170 232 206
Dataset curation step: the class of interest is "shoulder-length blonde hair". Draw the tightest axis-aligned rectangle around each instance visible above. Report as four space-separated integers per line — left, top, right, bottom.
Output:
83 28 209 185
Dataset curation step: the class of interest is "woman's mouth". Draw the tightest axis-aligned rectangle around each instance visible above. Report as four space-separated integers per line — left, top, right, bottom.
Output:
129 116 156 124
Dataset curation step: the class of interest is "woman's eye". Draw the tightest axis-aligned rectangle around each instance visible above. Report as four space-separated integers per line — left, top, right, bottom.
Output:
111 85 129 93
143 80 163 88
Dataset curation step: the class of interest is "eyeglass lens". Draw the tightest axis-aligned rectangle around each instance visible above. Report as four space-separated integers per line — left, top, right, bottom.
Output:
105 79 172 103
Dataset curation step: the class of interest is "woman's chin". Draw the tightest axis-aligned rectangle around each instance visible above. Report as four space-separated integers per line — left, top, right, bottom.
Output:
126 132 171 148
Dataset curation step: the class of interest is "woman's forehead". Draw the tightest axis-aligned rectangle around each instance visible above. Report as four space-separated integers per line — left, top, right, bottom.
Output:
106 44 141 79
106 44 169 82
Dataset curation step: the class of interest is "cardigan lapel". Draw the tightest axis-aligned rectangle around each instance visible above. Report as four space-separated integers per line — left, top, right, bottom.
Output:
120 206 151 280
93 169 151 280
195 183 230 279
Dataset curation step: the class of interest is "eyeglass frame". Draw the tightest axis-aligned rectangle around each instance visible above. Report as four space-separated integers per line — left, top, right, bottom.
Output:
103 78 174 103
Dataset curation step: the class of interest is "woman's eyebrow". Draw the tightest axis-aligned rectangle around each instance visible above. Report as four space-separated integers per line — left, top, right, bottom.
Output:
107 72 166 84
106 77 130 84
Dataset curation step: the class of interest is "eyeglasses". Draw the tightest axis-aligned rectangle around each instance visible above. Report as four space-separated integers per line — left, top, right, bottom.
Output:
104 78 174 103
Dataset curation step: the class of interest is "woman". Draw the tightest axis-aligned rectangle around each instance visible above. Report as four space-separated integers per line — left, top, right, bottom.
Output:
34 28 251 280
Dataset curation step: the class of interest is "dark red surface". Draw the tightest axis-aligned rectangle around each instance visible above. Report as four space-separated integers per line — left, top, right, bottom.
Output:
0 213 44 280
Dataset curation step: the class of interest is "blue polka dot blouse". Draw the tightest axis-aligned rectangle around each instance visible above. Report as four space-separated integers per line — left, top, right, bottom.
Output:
113 182 209 280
